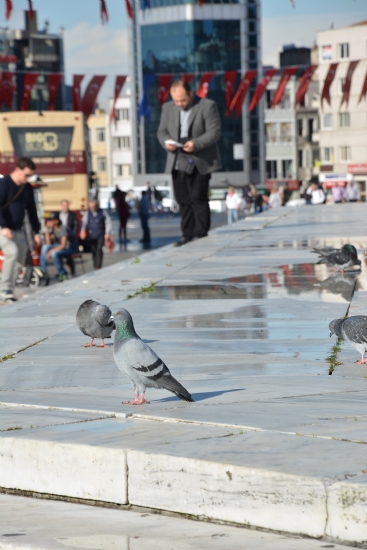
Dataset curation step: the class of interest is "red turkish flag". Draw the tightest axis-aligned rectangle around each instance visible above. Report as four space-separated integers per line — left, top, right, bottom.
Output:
181 74 194 85
295 64 317 107
125 0 133 19
100 0 108 24
224 70 237 116
321 63 338 107
5 0 12 20
198 0 204 5
0 71 15 109
229 70 257 118
21 73 39 111
81 75 106 120
197 72 215 98
48 73 62 111
249 68 277 112
158 74 173 108
27 0 34 19
73 74 84 111
110 75 127 122
271 67 298 107
358 68 367 104
340 60 359 108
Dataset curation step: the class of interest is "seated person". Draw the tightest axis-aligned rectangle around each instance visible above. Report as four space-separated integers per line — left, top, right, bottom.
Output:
40 212 78 282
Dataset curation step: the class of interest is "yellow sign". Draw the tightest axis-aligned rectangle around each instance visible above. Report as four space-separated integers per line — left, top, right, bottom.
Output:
25 132 59 153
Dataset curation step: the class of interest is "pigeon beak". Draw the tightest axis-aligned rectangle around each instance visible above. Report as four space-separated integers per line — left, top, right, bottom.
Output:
329 331 332 337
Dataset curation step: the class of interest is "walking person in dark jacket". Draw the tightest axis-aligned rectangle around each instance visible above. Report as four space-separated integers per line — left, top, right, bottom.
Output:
139 191 151 244
80 200 112 269
0 158 41 302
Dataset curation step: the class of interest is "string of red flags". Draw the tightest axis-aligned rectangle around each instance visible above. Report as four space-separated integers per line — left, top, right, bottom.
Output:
73 75 84 111
81 75 106 120
181 74 194 85
249 68 277 112
271 66 297 107
48 74 62 111
158 75 173 108
229 70 256 118
197 72 215 98
100 0 108 24
125 0 133 19
0 71 15 109
20 72 39 111
321 63 338 108
5 0 12 19
110 75 127 121
224 71 237 116
358 69 367 105
340 60 359 108
295 64 317 106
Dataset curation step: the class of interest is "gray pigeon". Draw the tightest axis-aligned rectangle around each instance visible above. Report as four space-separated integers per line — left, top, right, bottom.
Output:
76 300 115 348
329 316 367 364
312 244 361 273
113 308 194 404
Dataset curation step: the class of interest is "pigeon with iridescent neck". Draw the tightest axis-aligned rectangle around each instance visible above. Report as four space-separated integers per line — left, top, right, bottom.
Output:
76 300 115 348
113 308 194 405
312 244 361 273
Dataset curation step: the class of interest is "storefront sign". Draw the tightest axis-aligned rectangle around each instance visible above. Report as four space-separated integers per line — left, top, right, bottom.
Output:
348 163 367 174
265 179 299 191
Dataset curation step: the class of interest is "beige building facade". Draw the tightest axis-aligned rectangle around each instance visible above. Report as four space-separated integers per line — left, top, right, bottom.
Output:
88 109 112 189
317 20 367 199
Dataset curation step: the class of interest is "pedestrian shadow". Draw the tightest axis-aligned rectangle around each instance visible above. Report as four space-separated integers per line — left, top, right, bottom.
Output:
155 388 245 403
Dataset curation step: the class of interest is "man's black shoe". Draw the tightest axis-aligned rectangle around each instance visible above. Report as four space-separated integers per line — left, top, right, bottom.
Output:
174 237 192 247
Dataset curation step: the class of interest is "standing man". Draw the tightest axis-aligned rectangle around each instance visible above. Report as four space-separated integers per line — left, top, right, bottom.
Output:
59 199 78 235
157 79 221 247
139 190 151 244
80 199 112 270
0 158 41 302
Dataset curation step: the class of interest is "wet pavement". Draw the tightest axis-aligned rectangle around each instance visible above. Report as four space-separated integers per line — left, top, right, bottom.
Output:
1 204 367 545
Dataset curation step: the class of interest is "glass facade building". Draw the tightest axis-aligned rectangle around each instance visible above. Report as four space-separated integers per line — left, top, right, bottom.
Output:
130 0 263 187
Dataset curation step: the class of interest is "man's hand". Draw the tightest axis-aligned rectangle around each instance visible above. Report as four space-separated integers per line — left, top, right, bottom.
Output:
165 142 177 152
183 141 195 153
46 250 54 261
80 231 86 240
34 234 42 247
1 228 13 239
104 234 110 240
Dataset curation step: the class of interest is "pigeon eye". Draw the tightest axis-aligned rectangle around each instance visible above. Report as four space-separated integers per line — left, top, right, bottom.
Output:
117 311 121 315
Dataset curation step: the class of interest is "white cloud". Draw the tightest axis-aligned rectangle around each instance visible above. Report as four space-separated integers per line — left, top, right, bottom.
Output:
64 22 129 110
262 11 366 66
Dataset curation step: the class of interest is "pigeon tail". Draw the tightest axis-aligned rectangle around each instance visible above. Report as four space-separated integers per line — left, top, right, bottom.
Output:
159 374 195 402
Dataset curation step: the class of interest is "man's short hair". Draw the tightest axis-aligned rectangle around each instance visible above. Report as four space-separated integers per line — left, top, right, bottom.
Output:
16 157 36 171
170 79 191 95
61 199 69 204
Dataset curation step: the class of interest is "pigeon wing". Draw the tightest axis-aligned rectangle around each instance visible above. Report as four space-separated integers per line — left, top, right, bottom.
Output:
343 316 367 344
76 300 98 336
326 250 350 266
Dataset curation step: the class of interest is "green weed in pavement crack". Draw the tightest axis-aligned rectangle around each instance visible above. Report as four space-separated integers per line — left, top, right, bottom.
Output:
0 337 48 363
126 282 158 300
326 337 343 375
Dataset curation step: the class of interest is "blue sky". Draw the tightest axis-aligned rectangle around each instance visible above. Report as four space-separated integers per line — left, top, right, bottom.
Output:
1 0 366 108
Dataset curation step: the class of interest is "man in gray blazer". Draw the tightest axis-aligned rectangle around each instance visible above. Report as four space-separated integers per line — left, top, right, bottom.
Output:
157 80 221 247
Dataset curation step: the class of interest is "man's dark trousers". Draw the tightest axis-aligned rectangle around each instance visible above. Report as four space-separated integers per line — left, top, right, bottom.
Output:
89 236 104 269
139 214 151 242
172 168 211 240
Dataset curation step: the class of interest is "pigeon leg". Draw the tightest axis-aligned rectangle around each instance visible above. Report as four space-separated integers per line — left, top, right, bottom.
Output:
123 393 140 405
83 339 94 347
355 353 367 364
97 339 107 348
133 393 150 405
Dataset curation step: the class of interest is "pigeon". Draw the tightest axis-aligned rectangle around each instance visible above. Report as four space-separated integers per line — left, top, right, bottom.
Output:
329 316 367 364
76 299 115 348
312 244 361 273
320 272 357 301
113 308 194 405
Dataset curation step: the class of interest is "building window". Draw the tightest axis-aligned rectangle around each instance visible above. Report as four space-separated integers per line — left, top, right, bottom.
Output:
338 78 346 95
250 131 258 144
265 123 277 143
115 164 131 177
113 136 131 150
323 147 334 162
312 149 320 165
280 122 292 142
308 118 314 140
298 150 303 168
248 20 256 33
338 43 349 59
97 156 107 172
96 128 105 143
339 146 351 162
282 159 293 178
322 113 332 129
339 112 350 127
266 160 277 179
115 108 130 121
297 119 303 137
321 45 332 60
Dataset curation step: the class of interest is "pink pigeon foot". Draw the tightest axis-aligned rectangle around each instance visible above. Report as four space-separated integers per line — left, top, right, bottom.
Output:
355 358 367 364
97 339 107 348
133 395 150 405
123 394 140 405
83 339 94 348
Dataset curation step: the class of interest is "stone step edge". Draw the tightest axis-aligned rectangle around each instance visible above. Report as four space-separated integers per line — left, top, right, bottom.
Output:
1 402 366 445
0 437 366 545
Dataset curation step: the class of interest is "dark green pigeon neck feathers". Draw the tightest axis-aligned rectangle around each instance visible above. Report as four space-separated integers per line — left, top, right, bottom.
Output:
115 318 137 341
